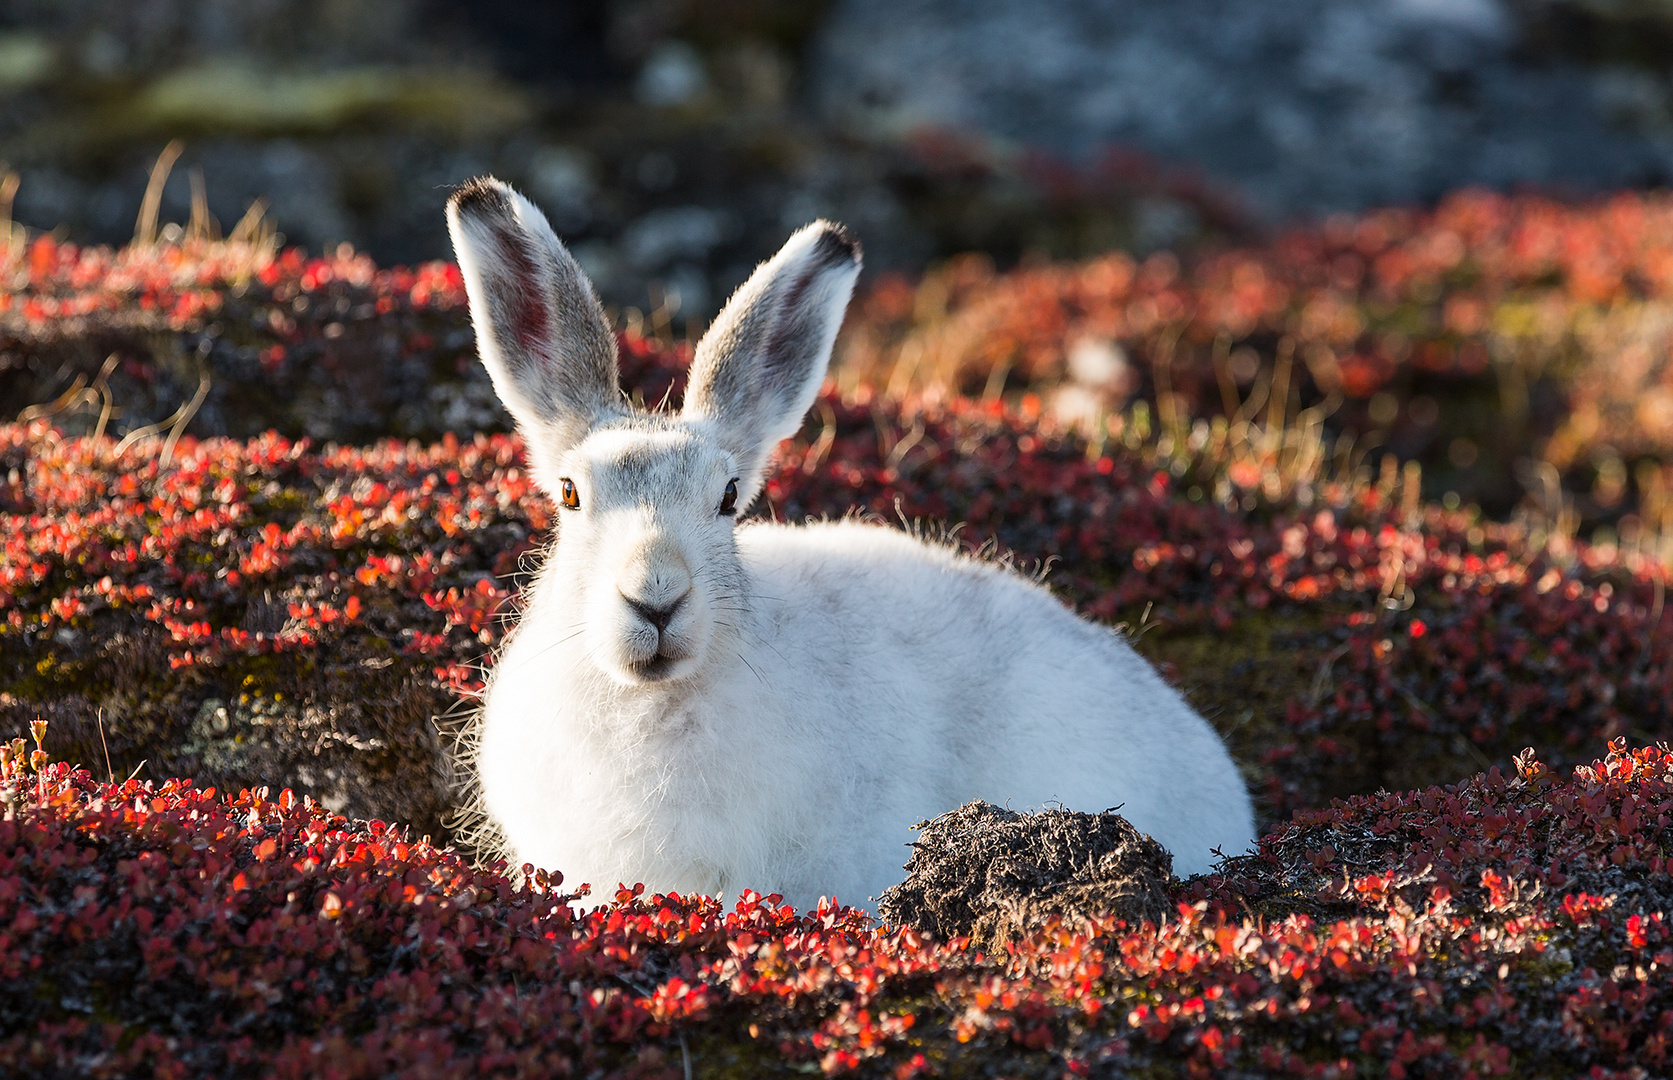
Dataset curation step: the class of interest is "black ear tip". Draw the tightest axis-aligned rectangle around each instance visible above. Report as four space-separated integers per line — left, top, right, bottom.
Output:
811 220 862 268
448 176 514 217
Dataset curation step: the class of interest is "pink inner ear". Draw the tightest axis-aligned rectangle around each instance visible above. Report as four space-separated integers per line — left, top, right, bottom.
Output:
493 225 551 356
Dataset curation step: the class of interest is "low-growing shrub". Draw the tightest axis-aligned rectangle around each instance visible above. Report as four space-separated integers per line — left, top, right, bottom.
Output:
6 189 1673 1073
4 729 1673 1077
843 188 1673 531
0 231 688 445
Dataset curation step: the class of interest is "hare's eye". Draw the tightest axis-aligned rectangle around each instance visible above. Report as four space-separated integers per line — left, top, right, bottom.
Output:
719 478 739 516
559 478 580 510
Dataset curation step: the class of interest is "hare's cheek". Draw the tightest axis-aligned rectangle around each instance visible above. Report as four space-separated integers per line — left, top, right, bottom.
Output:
571 588 627 663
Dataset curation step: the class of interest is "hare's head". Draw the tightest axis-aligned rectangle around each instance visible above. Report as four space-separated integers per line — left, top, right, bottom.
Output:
447 177 861 687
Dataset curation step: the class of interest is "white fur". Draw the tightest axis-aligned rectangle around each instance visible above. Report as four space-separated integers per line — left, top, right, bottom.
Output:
448 177 1256 912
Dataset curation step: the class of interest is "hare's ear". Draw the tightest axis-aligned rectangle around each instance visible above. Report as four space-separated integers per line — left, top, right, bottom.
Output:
446 176 620 489
683 221 860 498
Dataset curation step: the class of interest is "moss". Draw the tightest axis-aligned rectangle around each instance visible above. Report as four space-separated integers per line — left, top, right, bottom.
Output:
1130 604 1337 825
1 614 459 842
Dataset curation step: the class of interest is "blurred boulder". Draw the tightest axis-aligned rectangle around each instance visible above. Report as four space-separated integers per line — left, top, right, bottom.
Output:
0 0 1250 334
814 0 1673 217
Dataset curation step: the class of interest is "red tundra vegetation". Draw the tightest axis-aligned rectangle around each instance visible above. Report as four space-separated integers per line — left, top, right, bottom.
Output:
6 193 1673 1072
845 188 1673 534
4 728 1673 1077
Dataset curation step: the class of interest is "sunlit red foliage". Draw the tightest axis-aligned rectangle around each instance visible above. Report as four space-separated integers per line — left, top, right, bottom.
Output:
5 727 1673 1076
0 227 689 449
9 196 1673 1072
843 188 1673 528
848 187 1673 397
0 232 461 334
15 191 1673 525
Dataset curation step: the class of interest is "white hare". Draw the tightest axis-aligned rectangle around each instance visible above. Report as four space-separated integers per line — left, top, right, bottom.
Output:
447 176 1255 912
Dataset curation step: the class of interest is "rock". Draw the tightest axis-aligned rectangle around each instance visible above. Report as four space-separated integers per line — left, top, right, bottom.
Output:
525 145 598 233
635 40 711 108
877 800 1176 949
620 205 736 271
814 0 1673 218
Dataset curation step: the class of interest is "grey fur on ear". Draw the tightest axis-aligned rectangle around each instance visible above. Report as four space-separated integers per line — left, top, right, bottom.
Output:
446 176 621 487
683 220 862 500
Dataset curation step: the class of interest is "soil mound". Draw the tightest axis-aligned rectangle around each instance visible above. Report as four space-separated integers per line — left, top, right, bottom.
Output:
877 801 1175 949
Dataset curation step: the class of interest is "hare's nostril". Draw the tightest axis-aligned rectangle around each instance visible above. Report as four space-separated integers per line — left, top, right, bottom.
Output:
623 592 687 634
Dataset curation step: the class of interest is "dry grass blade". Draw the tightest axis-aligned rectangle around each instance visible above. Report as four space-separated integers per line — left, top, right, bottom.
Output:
227 196 270 246
134 140 185 246
160 373 211 464
112 372 210 461
15 375 91 425
0 170 20 255
96 708 113 785
187 166 220 243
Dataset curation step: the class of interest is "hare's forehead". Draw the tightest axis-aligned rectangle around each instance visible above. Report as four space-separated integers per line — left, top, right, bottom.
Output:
578 426 728 487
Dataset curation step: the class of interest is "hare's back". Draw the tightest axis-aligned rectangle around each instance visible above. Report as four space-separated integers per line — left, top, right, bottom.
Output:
736 518 1070 674
734 519 1253 874
733 519 1216 762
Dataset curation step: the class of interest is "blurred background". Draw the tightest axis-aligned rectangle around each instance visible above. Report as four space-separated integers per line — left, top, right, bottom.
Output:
9 0 1673 320
13 0 1673 535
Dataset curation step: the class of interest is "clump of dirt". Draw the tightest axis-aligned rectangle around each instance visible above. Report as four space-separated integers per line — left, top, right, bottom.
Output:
877 801 1176 949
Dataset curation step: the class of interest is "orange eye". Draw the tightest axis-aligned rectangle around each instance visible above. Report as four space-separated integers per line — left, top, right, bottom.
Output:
559 478 580 510
719 478 738 516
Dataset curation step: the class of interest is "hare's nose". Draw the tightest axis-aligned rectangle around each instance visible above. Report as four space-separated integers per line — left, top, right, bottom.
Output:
623 591 687 633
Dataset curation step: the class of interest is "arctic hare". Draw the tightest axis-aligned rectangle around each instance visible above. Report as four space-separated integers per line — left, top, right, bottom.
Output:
447 176 1255 911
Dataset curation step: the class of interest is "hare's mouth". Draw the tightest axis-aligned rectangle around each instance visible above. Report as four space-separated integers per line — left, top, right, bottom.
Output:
628 649 688 682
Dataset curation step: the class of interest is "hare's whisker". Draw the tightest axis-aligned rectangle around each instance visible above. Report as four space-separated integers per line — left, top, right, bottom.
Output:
501 623 590 674
735 651 765 684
